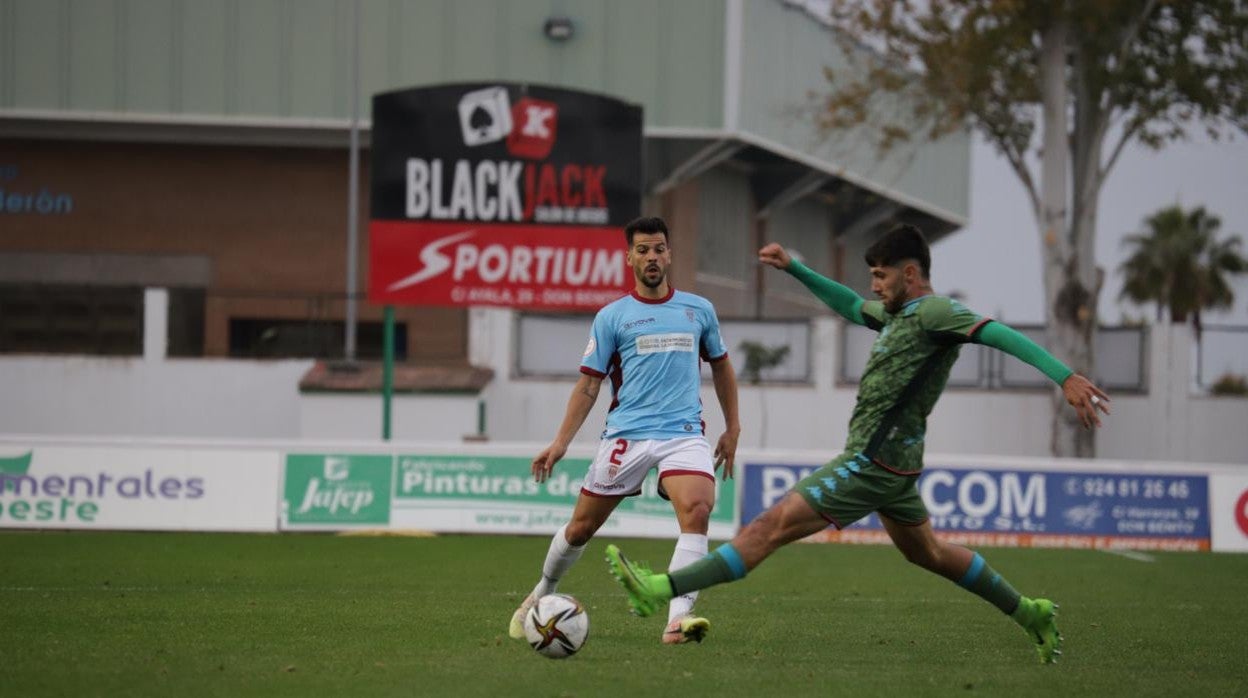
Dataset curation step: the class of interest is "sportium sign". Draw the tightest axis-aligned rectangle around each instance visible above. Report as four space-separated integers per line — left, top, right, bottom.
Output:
283 454 393 527
368 83 642 310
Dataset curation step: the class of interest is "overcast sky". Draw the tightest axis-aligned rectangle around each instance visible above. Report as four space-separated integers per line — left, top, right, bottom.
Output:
930 132 1248 325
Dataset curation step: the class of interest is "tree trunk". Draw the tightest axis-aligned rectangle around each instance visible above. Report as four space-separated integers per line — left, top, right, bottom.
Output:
1053 186 1101 458
1037 17 1097 458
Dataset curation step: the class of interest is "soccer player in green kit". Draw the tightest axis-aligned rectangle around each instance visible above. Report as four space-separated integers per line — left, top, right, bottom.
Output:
607 224 1111 664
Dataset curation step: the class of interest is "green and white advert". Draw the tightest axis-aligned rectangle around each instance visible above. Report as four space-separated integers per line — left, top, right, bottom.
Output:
283 454 393 527
390 454 738 539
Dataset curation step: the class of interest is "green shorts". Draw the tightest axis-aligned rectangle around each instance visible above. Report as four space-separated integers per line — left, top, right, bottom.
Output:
794 452 928 529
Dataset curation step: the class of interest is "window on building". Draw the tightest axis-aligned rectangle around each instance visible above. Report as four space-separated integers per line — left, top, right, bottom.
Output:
167 288 206 357
0 284 143 355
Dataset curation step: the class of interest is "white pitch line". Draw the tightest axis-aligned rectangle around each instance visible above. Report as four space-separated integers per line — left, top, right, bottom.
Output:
1101 549 1156 563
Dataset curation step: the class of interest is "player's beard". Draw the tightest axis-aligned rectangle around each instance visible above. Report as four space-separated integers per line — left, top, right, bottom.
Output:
637 264 665 289
881 278 907 314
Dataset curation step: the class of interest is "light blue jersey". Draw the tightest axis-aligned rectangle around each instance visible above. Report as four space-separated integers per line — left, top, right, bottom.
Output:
580 288 728 440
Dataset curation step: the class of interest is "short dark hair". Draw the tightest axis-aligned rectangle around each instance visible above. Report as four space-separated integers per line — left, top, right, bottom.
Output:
864 223 930 278
624 216 669 245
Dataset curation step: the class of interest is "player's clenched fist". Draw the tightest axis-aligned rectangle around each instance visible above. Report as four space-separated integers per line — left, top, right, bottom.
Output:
757 243 792 270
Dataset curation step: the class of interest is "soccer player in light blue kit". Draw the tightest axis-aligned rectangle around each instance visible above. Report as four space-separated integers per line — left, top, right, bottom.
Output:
509 216 741 645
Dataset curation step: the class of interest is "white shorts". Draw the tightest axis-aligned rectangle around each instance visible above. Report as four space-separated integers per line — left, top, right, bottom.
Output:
581 436 715 498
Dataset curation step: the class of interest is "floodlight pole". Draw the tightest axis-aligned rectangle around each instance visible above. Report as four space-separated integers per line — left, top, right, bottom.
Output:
344 0 361 361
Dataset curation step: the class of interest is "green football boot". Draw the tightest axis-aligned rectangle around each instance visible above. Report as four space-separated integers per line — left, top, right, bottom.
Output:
604 544 672 618
1020 598 1063 664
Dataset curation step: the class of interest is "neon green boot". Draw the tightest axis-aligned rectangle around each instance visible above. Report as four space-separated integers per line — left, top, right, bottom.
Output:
1017 597 1063 664
604 544 672 618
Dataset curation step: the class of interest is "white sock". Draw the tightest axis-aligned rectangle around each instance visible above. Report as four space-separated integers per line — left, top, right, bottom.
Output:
530 524 586 598
666 532 708 623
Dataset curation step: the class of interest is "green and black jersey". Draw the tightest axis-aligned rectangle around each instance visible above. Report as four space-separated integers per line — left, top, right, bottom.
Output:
848 295 985 472
786 260 1074 475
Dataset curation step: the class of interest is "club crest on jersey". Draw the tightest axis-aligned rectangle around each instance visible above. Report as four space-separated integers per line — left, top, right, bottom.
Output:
685 309 696 322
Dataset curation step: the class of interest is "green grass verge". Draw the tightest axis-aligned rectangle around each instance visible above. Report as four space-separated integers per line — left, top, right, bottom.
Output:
1 531 1245 697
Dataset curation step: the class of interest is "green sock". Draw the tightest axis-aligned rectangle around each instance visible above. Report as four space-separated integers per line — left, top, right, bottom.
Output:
668 543 749 596
956 552 1023 617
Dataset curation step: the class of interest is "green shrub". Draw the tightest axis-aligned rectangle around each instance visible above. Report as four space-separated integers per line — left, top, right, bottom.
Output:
1210 372 1248 396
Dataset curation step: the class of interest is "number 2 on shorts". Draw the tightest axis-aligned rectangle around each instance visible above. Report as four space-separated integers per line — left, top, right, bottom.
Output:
609 439 628 465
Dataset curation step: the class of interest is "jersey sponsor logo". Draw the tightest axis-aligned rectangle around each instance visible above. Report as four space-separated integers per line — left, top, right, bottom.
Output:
622 317 655 330
635 333 695 355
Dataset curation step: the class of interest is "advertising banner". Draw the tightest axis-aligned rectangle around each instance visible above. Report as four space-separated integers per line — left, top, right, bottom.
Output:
279 451 738 539
741 462 1210 551
368 83 642 310
0 445 279 532
1210 473 1248 553
391 454 736 539
282 454 394 528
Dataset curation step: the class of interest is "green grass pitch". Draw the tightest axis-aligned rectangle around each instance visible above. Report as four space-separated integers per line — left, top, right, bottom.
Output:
2 531 1246 697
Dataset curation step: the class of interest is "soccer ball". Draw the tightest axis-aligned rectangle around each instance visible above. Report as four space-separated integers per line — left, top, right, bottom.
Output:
523 593 589 659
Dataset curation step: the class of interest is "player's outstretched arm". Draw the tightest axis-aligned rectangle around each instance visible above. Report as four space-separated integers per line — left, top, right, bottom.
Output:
974 321 1111 428
758 243 868 326
709 355 741 479
532 373 602 483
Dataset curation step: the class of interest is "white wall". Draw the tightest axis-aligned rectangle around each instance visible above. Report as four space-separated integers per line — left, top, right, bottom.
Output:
2 307 1245 465
469 308 1248 464
0 356 312 438
300 393 480 442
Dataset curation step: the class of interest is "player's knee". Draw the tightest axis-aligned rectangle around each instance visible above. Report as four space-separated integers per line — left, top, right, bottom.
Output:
678 500 712 531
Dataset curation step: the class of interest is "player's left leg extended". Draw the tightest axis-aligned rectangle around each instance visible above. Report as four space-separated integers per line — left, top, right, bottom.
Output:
879 514 1062 664
658 472 715 644
607 489 830 618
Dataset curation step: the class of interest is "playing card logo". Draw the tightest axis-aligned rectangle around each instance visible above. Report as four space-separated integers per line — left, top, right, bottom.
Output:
457 87 513 147
506 97 559 160
456 88 559 160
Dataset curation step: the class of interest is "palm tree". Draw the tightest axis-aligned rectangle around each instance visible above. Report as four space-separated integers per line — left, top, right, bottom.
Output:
1118 205 1248 341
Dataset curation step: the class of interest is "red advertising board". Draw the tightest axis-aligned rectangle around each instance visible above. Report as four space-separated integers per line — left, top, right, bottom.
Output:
368 83 642 310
